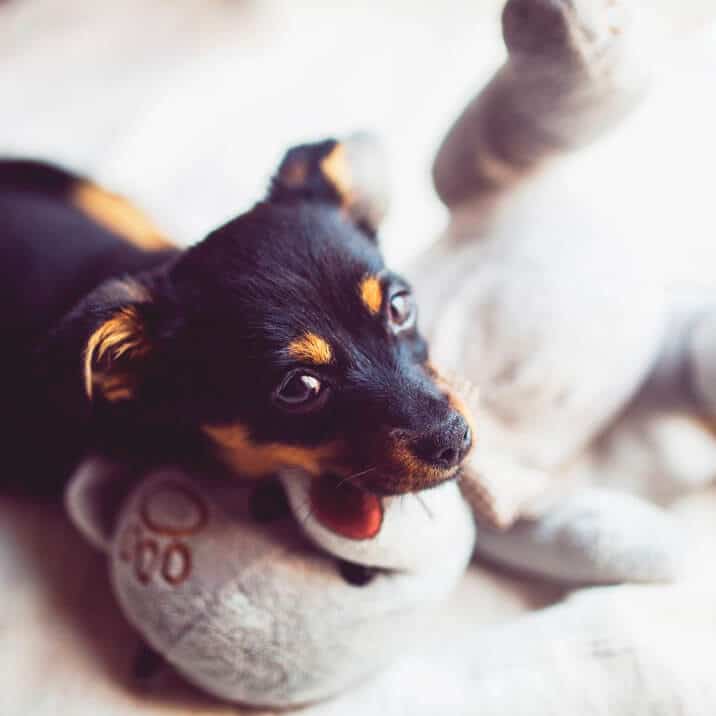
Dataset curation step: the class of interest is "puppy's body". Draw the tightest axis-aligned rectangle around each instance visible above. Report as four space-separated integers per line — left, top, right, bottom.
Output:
0 160 178 493
1 141 472 498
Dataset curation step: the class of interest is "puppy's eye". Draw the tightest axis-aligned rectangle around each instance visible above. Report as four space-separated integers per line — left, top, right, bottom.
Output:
389 290 416 331
274 371 328 413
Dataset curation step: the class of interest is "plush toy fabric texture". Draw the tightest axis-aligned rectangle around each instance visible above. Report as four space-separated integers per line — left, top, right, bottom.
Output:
65 454 685 709
96 468 475 708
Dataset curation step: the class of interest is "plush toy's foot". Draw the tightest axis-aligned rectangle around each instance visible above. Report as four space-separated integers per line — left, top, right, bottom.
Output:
503 0 629 68
433 0 649 210
684 307 716 421
474 488 685 585
632 298 716 422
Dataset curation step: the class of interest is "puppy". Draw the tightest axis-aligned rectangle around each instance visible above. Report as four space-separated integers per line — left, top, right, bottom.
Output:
0 137 472 498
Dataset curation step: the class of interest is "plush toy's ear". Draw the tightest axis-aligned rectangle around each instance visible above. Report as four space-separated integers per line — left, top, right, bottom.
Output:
269 134 389 238
65 456 133 551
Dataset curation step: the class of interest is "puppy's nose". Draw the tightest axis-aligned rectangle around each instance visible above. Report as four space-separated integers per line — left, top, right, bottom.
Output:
412 414 472 470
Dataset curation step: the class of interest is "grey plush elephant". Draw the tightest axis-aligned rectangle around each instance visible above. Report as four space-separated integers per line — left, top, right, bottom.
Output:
64 0 716 713
414 0 716 554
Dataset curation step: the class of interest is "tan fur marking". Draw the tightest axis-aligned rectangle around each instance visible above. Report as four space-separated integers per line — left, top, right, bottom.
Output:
426 361 477 453
388 442 459 483
203 423 342 478
72 182 173 252
84 306 149 401
320 143 353 204
280 158 309 188
288 332 333 365
359 275 383 315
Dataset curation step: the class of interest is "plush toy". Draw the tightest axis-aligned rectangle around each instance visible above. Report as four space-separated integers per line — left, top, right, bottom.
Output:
65 449 681 710
66 459 476 708
414 0 716 527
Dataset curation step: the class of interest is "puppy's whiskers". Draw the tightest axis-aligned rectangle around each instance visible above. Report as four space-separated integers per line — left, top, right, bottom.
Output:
414 493 434 520
335 466 376 489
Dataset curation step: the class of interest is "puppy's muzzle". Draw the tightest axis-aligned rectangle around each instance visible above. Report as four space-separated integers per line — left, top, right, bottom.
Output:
410 413 472 470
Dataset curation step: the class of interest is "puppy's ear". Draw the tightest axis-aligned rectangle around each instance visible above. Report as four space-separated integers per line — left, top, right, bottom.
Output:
269 134 389 238
47 277 156 405
80 280 155 403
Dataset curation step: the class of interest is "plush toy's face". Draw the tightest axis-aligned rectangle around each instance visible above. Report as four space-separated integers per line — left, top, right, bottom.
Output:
79 138 473 495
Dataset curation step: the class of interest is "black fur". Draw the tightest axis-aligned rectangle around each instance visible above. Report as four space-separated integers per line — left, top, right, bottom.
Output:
0 161 175 494
0 140 471 498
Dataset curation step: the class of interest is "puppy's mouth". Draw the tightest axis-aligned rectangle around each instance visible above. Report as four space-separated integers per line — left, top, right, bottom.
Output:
306 467 460 542
318 419 472 496
321 462 463 497
368 468 461 496
345 425 471 496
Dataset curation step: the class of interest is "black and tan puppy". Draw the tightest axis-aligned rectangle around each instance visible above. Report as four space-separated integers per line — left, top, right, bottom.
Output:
0 137 472 499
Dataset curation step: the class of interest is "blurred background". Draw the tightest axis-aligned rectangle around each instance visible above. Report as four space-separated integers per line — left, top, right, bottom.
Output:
3 0 716 267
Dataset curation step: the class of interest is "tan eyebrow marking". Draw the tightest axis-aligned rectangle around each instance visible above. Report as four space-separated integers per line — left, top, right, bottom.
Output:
288 332 333 365
320 143 353 205
359 275 383 315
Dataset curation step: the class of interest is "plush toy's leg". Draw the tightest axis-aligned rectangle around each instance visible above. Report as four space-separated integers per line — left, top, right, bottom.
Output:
433 0 650 211
635 299 716 422
318 582 716 715
473 487 685 585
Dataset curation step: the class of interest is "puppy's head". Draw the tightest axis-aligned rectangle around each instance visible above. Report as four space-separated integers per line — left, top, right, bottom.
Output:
78 137 473 494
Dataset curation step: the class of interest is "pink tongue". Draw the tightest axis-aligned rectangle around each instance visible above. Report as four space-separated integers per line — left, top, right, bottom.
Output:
309 475 383 540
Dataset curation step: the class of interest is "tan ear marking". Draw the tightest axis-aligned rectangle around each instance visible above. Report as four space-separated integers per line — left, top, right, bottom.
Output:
279 157 309 188
84 306 149 401
72 181 174 252
359 275 383 315
320 143 353 205
288 332 333 365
